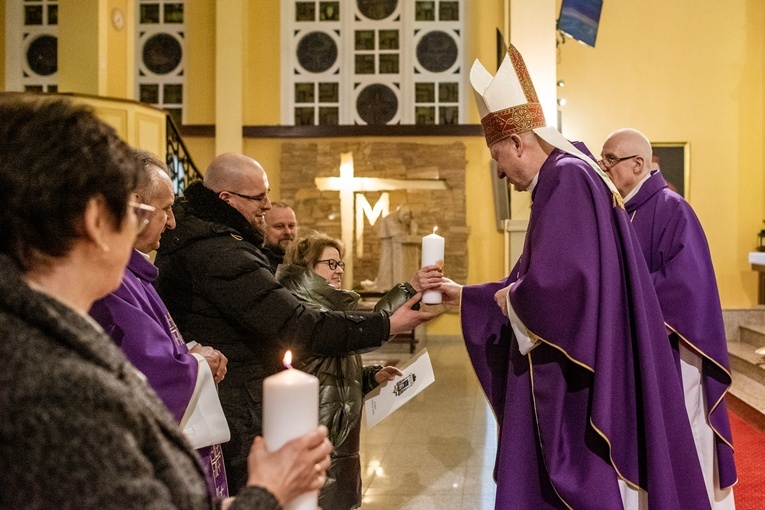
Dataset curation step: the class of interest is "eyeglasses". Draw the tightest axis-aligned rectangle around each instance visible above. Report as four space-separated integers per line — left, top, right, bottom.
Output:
224 190 270 202
129 201 156 234
317 259 345 270
597 154 638 170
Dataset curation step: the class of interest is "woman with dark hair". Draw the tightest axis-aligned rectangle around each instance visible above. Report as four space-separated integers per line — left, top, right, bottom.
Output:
277 231 434 510
0 95 330 510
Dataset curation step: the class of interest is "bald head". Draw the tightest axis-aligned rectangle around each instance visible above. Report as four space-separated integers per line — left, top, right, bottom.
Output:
600 128 653 197
204 153 272 231
204 153 265 193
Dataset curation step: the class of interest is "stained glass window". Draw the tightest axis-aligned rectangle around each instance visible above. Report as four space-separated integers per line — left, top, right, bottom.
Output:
282 0 464 125
137 0 185 125
5 0 59 92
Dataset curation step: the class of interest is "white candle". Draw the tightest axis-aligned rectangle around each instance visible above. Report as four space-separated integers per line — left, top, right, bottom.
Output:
421 227 445 304
262 351 319 510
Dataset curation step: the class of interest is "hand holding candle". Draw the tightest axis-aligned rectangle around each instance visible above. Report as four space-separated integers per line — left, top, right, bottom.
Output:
421 227 445 304
262 351 320 510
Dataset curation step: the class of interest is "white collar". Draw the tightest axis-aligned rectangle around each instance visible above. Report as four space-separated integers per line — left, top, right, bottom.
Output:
526 171 540 196
624 171 653 204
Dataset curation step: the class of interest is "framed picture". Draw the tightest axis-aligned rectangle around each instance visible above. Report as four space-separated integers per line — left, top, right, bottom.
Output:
651 142 690 198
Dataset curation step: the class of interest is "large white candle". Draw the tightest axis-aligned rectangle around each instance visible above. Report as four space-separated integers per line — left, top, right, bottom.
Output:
262 351 319 510
421 227 445 304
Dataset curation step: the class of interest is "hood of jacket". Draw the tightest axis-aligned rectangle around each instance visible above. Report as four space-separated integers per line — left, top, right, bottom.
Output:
276 263 360 312
158 181 265 256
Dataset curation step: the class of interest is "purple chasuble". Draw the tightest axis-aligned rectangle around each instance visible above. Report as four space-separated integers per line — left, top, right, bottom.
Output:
627 169 736 488
90 249 229 499
461 146 710 509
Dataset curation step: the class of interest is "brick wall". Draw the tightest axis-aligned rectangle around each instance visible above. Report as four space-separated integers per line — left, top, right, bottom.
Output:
280 141 469 288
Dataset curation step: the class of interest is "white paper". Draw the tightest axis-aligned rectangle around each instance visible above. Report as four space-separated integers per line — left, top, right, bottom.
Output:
364 348 435 429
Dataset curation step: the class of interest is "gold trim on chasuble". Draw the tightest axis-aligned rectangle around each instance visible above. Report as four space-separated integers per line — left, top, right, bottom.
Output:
630 207 734 456
527 330 647 495
665 322 735 454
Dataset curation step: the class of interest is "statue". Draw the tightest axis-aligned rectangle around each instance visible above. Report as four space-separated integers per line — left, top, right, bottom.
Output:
375 204 419 291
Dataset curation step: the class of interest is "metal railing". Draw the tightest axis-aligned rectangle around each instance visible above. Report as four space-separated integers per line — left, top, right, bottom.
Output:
165 114 203 196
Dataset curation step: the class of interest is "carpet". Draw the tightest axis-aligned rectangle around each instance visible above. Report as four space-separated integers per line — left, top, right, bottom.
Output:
729 410 765 509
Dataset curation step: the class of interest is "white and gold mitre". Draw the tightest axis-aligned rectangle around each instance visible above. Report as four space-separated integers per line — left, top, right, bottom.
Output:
470 43 623 205
470 43 547 147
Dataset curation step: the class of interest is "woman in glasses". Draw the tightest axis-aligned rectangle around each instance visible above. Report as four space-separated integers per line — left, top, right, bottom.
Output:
0 95 330 510
277 231 429 510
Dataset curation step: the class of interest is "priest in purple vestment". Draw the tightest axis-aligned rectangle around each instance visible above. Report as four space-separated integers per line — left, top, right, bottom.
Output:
599 128 736 508
422 44 711 509
89 150 230 500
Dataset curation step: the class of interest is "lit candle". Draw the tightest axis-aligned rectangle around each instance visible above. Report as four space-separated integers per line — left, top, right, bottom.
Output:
262 351 319 510
421 227 445 304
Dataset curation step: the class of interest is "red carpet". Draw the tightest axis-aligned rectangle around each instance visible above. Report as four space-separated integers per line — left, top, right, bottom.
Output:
730 411 765 510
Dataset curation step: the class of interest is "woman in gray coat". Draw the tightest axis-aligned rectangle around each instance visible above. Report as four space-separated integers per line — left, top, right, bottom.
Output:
277 232 431 510
0 95 330 510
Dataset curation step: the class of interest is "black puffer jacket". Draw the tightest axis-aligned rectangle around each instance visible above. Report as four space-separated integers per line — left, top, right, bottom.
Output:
276 264 414 510
154 182 392 493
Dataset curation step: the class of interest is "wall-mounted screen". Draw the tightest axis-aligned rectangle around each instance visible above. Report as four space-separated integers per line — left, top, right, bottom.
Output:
557 0 603 48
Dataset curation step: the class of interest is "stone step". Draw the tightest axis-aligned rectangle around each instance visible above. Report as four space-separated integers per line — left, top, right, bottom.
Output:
728 370 765 431
727 341 765 386
740 324 765 348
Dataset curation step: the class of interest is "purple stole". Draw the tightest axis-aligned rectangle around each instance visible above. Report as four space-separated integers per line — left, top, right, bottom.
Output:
627 170 736 488
461 147 711 508
90 250 229 499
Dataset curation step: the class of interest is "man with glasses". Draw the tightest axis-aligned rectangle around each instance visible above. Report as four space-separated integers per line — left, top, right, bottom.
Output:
599 128 736 508
154 152 438 492
90 148 230 499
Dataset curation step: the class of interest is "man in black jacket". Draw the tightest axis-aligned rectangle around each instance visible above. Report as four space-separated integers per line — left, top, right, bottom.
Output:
155 152 437 493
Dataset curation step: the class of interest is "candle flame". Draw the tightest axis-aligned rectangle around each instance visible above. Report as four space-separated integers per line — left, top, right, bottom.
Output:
433 226 438 234
283 350 293 368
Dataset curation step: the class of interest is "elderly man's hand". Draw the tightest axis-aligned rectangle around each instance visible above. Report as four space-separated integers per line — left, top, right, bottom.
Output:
493 285 511 317
411 264 444 293
189 344 228 383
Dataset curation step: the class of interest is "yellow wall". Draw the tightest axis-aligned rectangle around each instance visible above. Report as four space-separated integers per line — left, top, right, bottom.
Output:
58 0 105 94
245 1 281 125
105 0 133 98
0 1 5 90
185 0 215 124
556 0 765 308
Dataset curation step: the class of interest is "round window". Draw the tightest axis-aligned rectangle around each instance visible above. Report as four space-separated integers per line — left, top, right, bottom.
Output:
27 35 58 76
143 33 183 75
297 32 338 74
416 31 458 73
357 84 398 125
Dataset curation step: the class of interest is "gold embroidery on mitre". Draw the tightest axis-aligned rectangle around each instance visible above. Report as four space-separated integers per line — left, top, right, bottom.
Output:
481 102 546 147
508 45 541 104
